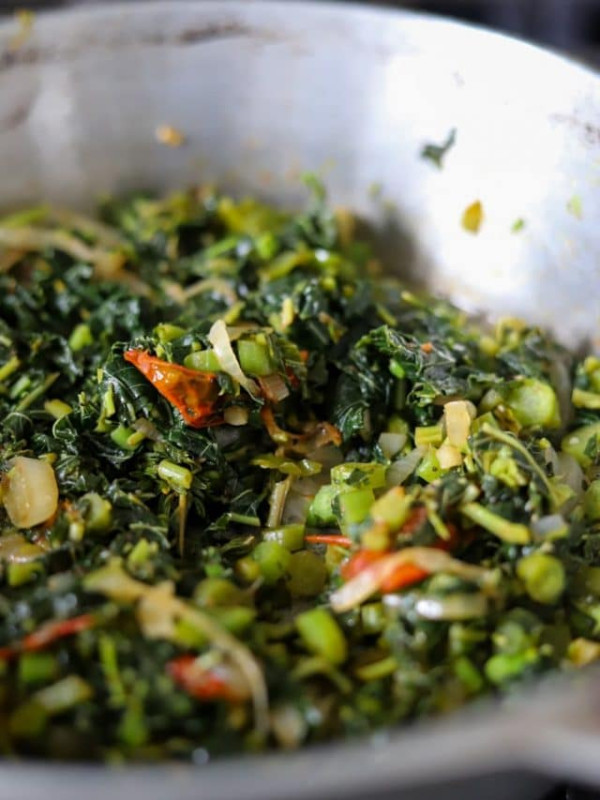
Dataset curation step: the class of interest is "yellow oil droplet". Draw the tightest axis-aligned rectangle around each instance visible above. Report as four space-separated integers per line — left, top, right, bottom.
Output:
462 200 484 234
155 125 185 148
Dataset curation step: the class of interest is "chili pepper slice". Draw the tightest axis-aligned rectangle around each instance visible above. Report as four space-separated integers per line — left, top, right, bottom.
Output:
124 349 221 428
0 613 96 660
340 516 461 594
167 655 250 703
305 534 353 548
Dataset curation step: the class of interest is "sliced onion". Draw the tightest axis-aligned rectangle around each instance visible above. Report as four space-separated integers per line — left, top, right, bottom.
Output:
437 442 463 469
0 533 46 562
305 444 344 470
182 277 238 306
224 324 260 342
48 207 128 249
378 432 407 460
0 227 125 279
531 514 568 538
224 406 250 426
282 476 323 524
414 593 489 620
556 452 584 497
330 547 491 613
1 456 59 528
208 319 259 397
137 582 178 639
386 447 424 487
281 490 313 524
258 374 290 403
444 400 472 448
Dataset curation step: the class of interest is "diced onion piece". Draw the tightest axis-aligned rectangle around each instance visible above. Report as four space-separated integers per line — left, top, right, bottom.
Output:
378 431 407 460
436 442 463 469
386 447 424 487
208 319 259 397
136 582 178 639
224 406 250 426
531 514 568 538
282 490 313 525
258 373 290 403
306 445 344 470
443 400 472 448
1 456 59 528
0 533 46 562
271 704 308 749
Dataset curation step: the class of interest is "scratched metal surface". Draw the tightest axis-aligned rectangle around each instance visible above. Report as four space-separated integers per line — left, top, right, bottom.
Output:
0 3 600 799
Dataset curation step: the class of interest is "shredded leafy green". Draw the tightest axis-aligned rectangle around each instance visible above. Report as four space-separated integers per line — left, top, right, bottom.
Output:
0 182 598 761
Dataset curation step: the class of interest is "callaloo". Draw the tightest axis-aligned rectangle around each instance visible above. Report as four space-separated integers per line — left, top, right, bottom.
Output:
0 181 598 761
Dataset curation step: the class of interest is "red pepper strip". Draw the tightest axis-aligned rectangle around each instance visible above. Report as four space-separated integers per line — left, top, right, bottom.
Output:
305 534 353 547
341 550 429 593
124 349 222 428
0 613 96 660
340 519 461 594
380 563 431 592
167 655 249 703
340 549 386 582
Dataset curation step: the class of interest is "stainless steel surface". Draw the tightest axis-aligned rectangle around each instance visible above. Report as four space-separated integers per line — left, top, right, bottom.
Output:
0 1 600 797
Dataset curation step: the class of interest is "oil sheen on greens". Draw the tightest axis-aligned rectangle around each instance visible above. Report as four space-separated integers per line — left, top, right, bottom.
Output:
0 182 599 762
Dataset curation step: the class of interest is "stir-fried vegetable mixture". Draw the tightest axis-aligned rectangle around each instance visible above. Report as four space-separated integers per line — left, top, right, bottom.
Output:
0 181 599 761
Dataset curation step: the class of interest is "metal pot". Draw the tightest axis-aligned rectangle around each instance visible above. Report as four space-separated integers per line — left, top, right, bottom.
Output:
0 2 599 798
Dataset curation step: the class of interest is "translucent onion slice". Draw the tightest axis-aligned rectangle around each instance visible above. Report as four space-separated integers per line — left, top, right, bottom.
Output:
224 406 250 426
437 442 463 469
378 432 407 460
386 447 424 487
1 456 59 528
258 373 290 403
208 319 259 397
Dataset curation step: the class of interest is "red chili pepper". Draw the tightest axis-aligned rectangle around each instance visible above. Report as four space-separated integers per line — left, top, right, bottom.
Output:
340 515 461 594
305 534 353 547
340 550 430 593
0 613 96 660
340 549 387 582
167 655 249 703
124 349 221 428
380 563 431 592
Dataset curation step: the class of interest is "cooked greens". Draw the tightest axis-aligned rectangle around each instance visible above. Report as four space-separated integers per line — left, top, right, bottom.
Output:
0 182 598 761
